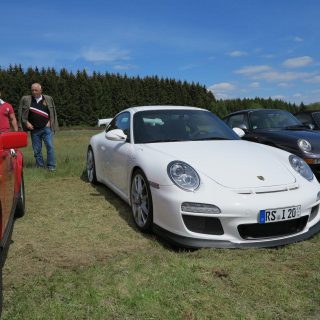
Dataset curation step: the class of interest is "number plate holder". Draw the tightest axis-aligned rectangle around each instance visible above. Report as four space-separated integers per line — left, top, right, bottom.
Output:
259 206 301 224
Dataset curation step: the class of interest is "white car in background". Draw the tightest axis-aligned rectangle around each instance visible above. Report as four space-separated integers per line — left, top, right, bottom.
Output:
87 106 320 248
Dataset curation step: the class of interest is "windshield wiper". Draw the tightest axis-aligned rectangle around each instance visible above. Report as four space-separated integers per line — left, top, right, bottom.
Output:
147 139 185 143
190 137 231 141
146 137 232 143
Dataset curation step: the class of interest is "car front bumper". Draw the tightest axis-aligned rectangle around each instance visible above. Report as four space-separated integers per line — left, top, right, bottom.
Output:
153 219 320 248
150 179 320 248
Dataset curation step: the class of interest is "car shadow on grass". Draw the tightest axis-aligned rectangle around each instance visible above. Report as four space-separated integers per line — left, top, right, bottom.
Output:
79 170 300 252
79 170 186 252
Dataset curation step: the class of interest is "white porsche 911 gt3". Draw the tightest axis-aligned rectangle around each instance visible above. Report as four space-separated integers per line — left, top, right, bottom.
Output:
87 106 320 248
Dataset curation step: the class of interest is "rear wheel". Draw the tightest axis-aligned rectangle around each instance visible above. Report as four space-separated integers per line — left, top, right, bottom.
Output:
87 147 97 184
131 169 153 232
15 173 25 218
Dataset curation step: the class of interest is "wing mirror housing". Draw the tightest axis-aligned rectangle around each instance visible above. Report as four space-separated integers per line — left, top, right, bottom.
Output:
237 123 248 131
307 123 315 130
105 129 127 141
300 121 315 130
233 127 245 138
0 132 28 150
97 118 113 127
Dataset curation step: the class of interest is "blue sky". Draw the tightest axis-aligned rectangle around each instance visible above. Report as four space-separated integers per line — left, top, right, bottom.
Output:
1 0 319 104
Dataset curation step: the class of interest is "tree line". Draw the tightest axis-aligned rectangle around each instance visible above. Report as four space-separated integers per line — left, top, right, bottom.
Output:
0 65 300 127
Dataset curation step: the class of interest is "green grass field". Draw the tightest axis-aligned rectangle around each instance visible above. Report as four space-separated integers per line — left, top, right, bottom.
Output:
2 130 320 319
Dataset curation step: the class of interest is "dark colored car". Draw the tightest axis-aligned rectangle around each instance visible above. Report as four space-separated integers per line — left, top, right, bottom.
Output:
224 109 320 174
295 110 320 130
0 132 28 315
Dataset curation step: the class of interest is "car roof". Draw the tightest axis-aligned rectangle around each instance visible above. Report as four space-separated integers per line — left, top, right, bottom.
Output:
296 110 320 114
122 105 205 113
225 109 292 117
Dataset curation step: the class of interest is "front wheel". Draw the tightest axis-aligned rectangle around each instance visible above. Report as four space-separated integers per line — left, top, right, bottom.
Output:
130 169 153 232
15 173 25 218
87 147 97 184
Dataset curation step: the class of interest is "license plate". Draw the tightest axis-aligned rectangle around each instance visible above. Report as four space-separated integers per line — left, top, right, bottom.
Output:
259 206 301 224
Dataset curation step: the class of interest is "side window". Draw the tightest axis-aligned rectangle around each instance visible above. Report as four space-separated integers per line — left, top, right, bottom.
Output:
312 113 320 127
106 112 131 141
296 113 313 125
226 114 248 129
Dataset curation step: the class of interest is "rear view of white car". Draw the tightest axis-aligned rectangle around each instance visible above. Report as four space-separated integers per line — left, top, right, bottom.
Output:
87 106 320 248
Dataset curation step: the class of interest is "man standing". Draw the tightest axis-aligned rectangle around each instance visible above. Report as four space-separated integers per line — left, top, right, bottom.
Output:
19 83 58 171
0 94 18 133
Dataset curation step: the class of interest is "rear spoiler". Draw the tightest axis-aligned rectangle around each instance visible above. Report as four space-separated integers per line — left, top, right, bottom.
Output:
97 118 113 127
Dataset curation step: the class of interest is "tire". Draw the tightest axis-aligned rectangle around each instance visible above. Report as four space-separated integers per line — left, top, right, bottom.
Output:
130 169 153 232
87 147 97 184
15 173 25 219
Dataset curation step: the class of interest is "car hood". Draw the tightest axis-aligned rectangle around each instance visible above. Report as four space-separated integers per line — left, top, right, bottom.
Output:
145 140 296 189
256 129 320 151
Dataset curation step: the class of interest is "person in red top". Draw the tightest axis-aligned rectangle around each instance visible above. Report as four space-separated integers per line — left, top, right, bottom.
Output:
0 94 18 133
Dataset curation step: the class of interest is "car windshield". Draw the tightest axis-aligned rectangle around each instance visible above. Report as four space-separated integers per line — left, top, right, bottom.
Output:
249 110 303 130
133 109 240 143
312 112 320 127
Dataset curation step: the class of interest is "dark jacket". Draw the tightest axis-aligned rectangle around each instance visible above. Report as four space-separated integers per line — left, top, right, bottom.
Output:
18 95 59 133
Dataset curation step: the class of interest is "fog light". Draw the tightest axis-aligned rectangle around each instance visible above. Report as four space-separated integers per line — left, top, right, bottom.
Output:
317 191 320 202
181 202 221 214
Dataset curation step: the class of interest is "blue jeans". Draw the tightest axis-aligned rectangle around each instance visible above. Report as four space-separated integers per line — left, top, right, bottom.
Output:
30 127 56 169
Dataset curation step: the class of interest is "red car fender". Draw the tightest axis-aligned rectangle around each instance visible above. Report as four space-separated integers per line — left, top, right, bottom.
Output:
0 132 28 196
0 156 3 235
14 150 24 194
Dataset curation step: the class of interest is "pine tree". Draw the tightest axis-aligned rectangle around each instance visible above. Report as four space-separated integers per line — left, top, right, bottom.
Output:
0 65 299 126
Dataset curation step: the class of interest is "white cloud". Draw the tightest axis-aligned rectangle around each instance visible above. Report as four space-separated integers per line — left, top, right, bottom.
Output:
113 64 136 70
278 82 290 88
249 82 260 88
208 82 236 100
294 36 304 42
253 71 311 82
82 47 130 63
261 54 276 59
234 65 271 75
234 60 314 85
304 75 320 83
293 93 302 98
282 56 313 68
9 49 65 68
180 63 199 71
208 82 236 91
271 95 286 100
228 51 247 57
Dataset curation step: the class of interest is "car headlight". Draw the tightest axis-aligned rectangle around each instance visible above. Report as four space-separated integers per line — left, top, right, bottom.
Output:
298 139 312 152
289 155 314 181
167 161 200 191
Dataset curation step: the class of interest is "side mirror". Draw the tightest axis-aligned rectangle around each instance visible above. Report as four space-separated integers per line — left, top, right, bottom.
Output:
300 121 314 130
0 132 28 150
105 129 127 141
97 118 113 127
237 124 248 131
307 123 315 130
233 127 245 138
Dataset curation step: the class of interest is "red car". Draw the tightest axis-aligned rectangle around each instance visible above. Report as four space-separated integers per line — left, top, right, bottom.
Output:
0 132 28 315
